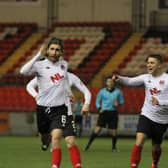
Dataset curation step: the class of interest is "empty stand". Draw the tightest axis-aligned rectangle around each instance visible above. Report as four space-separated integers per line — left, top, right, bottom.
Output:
91 32 143 87
1 21 132 85
0 23 37 64
0 86 36 112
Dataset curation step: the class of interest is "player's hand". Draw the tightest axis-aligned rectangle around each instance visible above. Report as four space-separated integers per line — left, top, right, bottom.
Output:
112 74 119 82
36 44 46 60
39 44 46 54
99 109 104 113
151 96 159 106
34 95 38 102
81 103 90 114
69 95 75 103
114 99 119 107
33 44 46 61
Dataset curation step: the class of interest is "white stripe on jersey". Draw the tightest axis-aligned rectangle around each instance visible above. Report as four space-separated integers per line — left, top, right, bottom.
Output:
119 73 168 124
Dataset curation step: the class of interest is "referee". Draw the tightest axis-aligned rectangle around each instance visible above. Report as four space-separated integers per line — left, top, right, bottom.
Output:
85 76 124 152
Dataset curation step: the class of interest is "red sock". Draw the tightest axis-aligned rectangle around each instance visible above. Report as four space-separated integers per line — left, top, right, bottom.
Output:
52 148 62 168
130 144 142 168
152 147 161 168
69 145 82 168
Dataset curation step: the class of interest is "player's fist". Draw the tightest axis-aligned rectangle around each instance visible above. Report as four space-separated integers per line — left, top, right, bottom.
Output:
112 74 119 82
81 103 90 113
114 99 119 107
151 96 159 106
69 95 75 103
39 44 46 54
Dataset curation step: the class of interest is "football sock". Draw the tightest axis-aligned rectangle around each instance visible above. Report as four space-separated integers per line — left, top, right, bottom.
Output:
130 144 142 168
41 133 51 146
85 132 98 150
69 145 82 168
151 147 161 168
52 148 62 168
112 135 117 149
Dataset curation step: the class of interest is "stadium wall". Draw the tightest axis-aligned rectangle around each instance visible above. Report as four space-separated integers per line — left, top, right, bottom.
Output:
1 113 168 137
0 0 48 28
0 112 37 136
0 0 161 28
0 112 143 136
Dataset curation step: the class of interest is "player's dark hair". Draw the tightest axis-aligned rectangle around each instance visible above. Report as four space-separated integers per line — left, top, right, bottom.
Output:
103 75 113 86
145 54 163 63
47 37 64 51
105 75 112 81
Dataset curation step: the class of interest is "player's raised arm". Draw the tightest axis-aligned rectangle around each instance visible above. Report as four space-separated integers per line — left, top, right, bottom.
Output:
20 45 45 75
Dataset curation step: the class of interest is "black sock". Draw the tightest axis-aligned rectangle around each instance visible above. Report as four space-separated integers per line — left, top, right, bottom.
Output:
112 135 117 149
41 133 51 146
86 132 98 149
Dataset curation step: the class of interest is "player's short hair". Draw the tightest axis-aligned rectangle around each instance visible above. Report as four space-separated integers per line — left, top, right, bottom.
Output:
47 37 64 51
145 54 163 63
103 75 113 86
105 75 112 81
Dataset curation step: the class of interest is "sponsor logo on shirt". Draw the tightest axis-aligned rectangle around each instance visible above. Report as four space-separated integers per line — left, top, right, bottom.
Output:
61 64 65 70
150 87 161 95
50 73 64 83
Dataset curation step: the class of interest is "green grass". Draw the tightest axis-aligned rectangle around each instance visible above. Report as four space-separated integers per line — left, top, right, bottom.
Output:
0 136 168 168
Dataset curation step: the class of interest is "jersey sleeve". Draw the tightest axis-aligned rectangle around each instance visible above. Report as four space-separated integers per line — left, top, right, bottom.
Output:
63 64 73 97
118 74 145 86
68 72 91 105
158 99 168 106
26 77 38 98
95 90 103 109
20 50 41 75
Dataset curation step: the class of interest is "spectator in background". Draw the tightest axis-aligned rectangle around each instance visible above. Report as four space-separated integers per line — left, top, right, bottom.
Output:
20 37 89 168
73 97 84 137
84 76 124 152
112 54 168 168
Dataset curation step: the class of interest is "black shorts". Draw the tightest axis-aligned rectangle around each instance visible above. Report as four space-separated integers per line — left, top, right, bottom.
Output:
137 115 168 144
97 111 118 129
36 104 76 137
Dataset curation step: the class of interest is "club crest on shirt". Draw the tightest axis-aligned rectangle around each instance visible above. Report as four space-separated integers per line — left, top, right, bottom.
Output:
159 80 164 85
61 64 65 70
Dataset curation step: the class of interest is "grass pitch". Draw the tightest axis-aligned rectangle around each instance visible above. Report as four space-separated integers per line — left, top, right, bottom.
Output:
0 136 168 168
